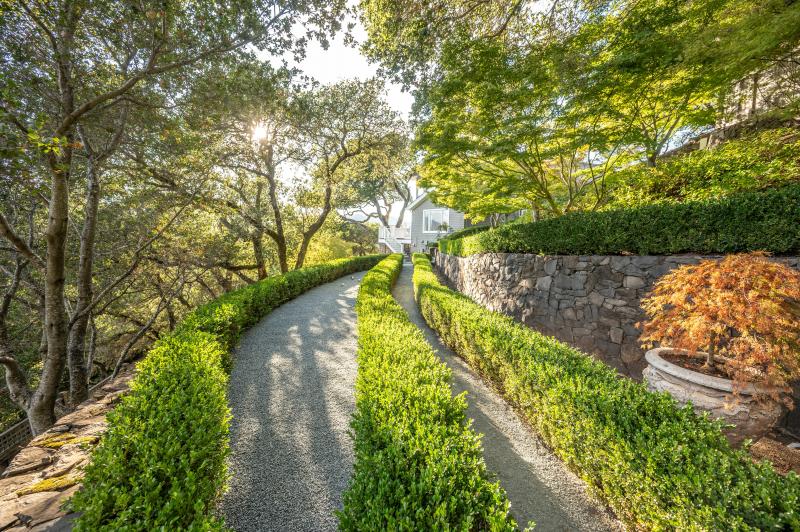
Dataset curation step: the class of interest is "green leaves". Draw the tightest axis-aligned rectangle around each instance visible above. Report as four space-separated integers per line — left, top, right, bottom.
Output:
361 0 800 220
339 254 517 530
412 252 800 530
70 331 230 531
608 128 800 208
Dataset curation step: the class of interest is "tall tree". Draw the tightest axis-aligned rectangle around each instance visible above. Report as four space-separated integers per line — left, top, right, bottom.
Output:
0 0 346 433
340 133 414 229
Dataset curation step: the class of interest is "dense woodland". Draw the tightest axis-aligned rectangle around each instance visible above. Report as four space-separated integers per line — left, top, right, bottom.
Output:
0 1 409 433
1 0 799 435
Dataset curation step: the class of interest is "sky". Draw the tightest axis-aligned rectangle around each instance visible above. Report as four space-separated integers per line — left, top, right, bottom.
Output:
262 13 414 120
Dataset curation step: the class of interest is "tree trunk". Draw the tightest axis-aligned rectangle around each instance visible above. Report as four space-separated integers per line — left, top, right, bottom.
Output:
263 144 289 274
749 73 760 118
252 234 268 280
294 184 333 270
85 319 97 385
706 346 716 367
36 152 72 433
66 157 100 405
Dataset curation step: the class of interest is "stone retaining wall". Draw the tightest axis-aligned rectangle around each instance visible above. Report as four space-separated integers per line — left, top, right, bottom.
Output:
432 251 800 378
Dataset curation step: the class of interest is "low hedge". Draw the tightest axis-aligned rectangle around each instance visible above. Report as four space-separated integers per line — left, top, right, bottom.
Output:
439 184 800 256
70 255 385 530
338 254 516 530
412 253 800 530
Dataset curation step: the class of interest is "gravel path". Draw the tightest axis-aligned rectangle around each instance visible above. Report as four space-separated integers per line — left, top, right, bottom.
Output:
220 273 365 532
393 261 622 531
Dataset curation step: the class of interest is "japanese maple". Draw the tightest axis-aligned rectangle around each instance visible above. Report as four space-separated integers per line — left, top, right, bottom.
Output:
640 253 800 399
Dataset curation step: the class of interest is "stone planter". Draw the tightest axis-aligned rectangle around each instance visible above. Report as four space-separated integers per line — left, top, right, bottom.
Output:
643 347 787 445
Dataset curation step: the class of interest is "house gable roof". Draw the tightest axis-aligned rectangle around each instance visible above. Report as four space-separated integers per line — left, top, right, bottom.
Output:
408 191 430 211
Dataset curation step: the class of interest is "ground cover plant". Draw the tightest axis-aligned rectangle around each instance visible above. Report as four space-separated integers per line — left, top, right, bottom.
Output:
608 128 800 208
412 253 800 530
69 255 384 530
438 184 800 257
339 254 517 530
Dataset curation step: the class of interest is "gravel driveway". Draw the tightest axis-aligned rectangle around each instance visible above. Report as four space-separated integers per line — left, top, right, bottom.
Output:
220 273 365 532
393 261 621 531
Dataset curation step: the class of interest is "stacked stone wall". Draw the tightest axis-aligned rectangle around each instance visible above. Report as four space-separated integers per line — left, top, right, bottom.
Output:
432 251 800 378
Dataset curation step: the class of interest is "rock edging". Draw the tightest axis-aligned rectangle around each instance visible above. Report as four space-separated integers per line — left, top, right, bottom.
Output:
0 368 134 531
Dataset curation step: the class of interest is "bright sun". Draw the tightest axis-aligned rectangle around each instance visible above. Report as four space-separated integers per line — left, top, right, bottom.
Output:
252 122 268 143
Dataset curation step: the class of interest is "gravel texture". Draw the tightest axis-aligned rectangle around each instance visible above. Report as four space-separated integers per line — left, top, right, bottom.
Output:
220 273 365 532
393 261 622 531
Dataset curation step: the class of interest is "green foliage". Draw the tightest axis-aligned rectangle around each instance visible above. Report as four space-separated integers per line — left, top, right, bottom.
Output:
436 225 491 253
178 255 387 352
411 253 800 530
70 332 230 531
339 254 516 530
609 128 800 208
362 0 800 218
438 185 800 256
70 255 384 530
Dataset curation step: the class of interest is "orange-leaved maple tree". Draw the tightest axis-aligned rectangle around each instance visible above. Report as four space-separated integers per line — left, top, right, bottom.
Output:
640 253 800 398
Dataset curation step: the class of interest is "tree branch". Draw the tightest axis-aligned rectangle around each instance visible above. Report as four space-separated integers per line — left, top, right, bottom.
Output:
0 212 44 270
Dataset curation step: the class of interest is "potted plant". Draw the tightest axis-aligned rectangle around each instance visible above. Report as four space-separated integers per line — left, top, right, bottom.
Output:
639 252 800 444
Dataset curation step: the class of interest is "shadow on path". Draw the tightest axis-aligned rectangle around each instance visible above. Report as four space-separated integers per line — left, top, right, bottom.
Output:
220 273 365 532
393 261 621 532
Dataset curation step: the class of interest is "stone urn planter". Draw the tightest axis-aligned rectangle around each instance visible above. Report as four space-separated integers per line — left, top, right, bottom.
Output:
643 347 787 445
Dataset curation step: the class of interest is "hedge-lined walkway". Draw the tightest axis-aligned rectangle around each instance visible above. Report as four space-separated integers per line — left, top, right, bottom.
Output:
221 272 366 531
393 261 620 531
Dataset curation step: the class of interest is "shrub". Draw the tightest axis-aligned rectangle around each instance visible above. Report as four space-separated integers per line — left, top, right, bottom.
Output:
412 252 800 530
439 184 800 256
443 224 492 240
608 128 800 208
339 254 516 530
71 254 385 530
640 252 800 398
70 332 230 530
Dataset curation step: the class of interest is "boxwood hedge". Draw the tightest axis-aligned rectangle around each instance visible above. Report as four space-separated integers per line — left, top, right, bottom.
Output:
412 253 800 530
438 184 800 257
70 255 385 530
338 254 517 530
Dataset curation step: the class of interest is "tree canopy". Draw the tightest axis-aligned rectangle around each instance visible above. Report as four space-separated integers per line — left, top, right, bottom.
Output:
0 0 404 434
360 0 800 219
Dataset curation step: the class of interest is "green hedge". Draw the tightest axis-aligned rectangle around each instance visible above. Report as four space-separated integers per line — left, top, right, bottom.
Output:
412 253 800 530
439 184 800 256
70 255 385 530
338 254 516 530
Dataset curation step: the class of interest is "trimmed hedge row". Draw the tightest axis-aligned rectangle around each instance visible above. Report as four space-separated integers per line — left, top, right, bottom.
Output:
338 254 517 530
70 255 385 530
438 184 800 256
412 253 800 531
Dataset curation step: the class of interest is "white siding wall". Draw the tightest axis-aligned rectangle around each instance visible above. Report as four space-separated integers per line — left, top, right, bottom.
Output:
409 197 465 252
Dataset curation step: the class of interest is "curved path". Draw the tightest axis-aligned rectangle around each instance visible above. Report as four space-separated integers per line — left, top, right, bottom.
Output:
393 261 621 531
221 273 365 532
221 265 620 531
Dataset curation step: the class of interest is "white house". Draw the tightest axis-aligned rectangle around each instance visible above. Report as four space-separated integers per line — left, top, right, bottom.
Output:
377 191 468 254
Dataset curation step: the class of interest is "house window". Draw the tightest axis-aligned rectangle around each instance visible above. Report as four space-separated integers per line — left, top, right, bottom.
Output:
423 209 449 233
